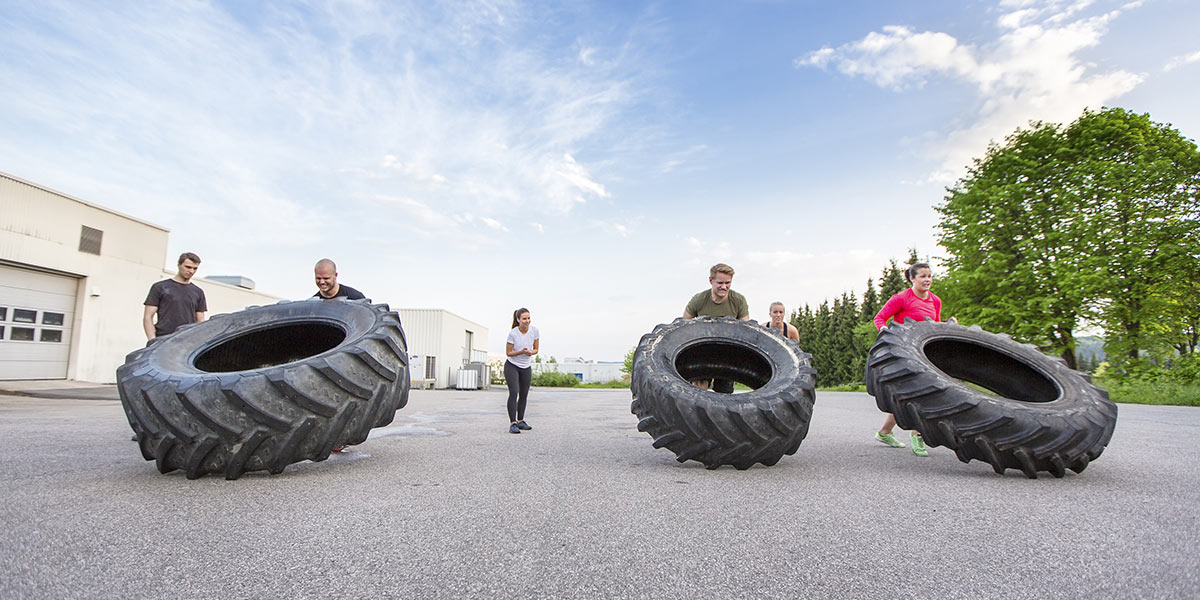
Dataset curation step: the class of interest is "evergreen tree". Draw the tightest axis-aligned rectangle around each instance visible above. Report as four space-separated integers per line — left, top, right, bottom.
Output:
906 248 921 268
861 278 880 323
879 260 906 313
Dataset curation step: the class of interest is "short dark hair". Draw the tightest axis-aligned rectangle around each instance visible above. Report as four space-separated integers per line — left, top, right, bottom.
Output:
511 308 530 329
904 262 931 284
178 252 201 266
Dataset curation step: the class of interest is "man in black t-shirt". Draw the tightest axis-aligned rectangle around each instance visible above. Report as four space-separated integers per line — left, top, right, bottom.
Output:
313 258 366 300
143 252 208 339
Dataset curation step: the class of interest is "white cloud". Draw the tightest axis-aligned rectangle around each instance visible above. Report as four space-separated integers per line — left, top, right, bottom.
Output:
591 218 635 237
796 1 1144 182
554 153 610 202
373 195 455 229
1164 50 1200 72
0 2 647 257
481 217 509 232
658 144 710 174
743 250 817 268
532 222 545 233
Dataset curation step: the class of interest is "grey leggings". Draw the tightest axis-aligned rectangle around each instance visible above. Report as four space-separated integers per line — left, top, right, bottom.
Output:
504 361 531 422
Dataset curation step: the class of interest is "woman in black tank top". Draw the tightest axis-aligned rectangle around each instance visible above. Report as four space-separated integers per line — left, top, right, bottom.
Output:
766 302 800 342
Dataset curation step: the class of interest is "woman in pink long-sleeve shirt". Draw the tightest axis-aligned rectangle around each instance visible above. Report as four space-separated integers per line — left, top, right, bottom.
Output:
871 262 951 457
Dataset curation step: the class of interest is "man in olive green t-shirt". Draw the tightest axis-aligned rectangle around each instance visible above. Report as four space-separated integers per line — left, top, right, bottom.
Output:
682 263 749 392
683 263 750 320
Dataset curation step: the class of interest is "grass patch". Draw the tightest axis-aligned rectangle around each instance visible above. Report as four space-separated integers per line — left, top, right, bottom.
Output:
1094 378 1200 406
578 380 631 389
818 384 867 392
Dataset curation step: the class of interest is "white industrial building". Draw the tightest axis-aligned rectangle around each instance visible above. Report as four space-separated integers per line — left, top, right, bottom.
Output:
0 171 488 387
395 309 489 390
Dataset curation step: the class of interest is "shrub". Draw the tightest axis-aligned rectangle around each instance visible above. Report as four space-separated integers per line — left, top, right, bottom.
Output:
532 371 580 387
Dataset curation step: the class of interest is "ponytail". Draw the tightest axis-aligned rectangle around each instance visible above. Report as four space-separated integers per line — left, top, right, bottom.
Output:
511 308 529 329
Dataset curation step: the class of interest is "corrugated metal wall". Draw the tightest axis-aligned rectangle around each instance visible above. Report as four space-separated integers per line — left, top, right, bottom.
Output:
394 309 443 356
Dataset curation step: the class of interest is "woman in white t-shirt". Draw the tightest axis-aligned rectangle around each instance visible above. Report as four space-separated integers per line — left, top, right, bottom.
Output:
504 307 540 434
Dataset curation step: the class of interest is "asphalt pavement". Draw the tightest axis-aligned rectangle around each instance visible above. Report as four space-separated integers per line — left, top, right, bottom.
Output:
0 386 1197 599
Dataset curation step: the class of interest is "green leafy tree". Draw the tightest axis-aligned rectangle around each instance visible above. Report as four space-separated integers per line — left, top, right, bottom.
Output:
937 108 1200 368
1065 108 1200 362
937 121 1096 367
622 347 635 375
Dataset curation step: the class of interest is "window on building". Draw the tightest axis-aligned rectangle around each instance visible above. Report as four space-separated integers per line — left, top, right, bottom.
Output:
12 309 36 324
0 307 7 321
11 327 34 341
42 312 65 326
0 326 5 339
425 356 437 380
79 225 103 255
40 330 62 343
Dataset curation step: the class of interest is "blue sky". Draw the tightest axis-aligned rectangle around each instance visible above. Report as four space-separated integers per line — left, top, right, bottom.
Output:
2 0 1198 362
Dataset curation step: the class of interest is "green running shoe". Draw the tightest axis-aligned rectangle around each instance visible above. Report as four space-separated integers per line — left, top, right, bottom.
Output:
874 431 905 448
911 432 928 457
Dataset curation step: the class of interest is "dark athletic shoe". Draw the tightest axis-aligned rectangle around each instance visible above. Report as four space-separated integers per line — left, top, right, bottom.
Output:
516 421 532 430
509 423 521 434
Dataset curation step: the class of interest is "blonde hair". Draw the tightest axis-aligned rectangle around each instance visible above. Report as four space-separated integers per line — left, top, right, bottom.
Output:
709 263 735 278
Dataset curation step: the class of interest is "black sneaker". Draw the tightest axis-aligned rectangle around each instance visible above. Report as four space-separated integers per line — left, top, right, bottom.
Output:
516 420 532 431
509 423 521 434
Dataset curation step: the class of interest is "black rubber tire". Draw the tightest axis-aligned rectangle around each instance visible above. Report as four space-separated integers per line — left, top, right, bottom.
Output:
116 299 410 480
865 320 1118 479
630 317 817 469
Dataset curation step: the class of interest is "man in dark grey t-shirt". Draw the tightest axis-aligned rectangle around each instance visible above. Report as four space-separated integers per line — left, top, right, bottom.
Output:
143 252 208 339
312 258 366 301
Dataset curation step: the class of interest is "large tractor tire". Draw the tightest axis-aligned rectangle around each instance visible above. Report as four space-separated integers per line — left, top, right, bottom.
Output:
865 320 1117 479
117 299 410 480
630 317 817 469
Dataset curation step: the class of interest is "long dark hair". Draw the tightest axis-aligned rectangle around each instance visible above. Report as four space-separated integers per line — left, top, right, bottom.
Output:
904 262 931 284
511 308 530 329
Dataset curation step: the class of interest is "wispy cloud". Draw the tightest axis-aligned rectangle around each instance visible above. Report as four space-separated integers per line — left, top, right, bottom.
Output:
0 2 654 259
481 217 510 232
796 0 1144 182
1164 49 1200 72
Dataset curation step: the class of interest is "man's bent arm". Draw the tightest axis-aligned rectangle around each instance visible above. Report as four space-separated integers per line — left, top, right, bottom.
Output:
195 311 207 324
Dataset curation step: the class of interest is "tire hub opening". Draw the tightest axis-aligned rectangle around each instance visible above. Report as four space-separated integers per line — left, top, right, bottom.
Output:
194 323 346 373
674 341 773 392
923 339 1060 403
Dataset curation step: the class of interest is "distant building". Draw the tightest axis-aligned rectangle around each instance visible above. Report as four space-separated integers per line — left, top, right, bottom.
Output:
532 360 624 384
0 171 282 382
394 309 489 389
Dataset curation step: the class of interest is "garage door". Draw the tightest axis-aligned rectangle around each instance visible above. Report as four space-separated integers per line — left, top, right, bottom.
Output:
0 264 78 380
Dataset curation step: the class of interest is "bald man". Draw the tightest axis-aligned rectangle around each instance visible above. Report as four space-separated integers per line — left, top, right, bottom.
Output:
312 258 366 300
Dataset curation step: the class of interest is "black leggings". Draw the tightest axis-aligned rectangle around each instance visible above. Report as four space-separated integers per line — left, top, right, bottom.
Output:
504 361 532 422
